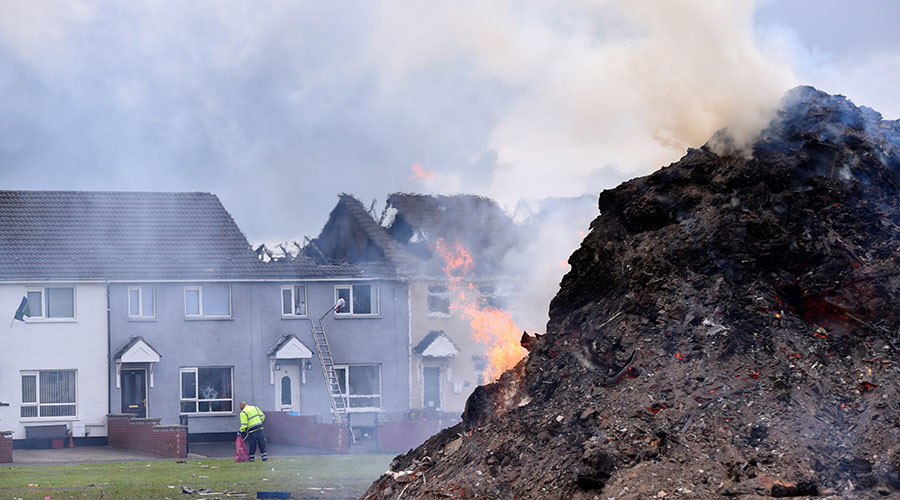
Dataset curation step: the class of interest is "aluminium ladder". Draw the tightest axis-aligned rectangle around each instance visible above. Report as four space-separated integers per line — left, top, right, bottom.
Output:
311 308 355 443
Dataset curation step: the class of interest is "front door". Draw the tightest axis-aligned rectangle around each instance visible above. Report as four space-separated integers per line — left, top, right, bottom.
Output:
275 364 301 412
121 368 147 418
423 365 442 409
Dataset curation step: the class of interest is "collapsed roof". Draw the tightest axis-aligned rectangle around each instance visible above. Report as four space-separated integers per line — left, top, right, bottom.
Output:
308 193 521 279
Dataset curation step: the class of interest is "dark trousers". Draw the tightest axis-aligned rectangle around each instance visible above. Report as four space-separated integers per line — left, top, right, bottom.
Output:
246 429 267 461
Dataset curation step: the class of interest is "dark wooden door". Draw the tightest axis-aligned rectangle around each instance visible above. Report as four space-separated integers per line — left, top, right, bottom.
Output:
121 369 147 418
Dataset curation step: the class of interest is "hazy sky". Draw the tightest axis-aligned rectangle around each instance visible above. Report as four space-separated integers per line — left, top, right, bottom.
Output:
1 0 898 245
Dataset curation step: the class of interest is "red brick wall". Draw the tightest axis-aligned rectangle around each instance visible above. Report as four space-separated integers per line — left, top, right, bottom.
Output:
0 432 12 463
107 414 186 458
376 420 447 453
265 412 349 452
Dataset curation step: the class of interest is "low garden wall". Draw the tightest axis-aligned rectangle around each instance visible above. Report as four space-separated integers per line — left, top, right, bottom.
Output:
107 414 186 458
264 412 349 452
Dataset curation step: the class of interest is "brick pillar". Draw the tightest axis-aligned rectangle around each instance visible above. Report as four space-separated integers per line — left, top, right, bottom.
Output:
0 432 12 463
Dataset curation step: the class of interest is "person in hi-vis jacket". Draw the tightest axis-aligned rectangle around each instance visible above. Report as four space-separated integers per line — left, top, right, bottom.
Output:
238 401 267 462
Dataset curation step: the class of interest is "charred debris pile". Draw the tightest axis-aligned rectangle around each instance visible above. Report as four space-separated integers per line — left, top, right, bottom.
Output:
363 86 900 500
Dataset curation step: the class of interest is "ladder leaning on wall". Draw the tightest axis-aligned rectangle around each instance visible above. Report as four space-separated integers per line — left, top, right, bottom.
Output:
311 299 355 443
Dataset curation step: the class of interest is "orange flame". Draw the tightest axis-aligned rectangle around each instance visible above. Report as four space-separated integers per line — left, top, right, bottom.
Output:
432 238 526 381
411 162 436 181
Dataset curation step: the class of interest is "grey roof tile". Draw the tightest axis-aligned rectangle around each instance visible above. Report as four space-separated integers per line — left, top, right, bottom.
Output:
0 191 360 281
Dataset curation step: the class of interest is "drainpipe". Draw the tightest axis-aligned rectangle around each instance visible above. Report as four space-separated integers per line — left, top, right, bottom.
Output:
106 281 112 415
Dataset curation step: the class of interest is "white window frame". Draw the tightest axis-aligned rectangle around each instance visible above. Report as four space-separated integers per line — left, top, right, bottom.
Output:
179 367 234 415
333 364 382 412
24 286 76 321
281 284 308 317
427 284 451 318
333 284 380 316
128 285 156 319
20 370 78 420
184 285 232 319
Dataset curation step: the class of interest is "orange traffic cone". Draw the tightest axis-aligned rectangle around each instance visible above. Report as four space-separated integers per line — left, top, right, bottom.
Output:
68 430 75 448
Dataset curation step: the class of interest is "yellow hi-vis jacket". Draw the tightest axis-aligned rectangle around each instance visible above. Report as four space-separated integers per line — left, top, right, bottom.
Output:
240 405 266 434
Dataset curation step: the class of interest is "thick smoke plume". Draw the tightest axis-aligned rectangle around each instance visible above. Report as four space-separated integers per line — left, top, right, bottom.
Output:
1 0 802 245
376 0 798 206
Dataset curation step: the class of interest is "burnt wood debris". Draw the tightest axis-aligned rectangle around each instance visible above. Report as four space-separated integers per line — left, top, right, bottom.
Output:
362 86 900 499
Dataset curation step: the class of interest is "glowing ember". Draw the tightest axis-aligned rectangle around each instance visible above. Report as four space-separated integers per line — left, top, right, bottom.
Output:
410 162 436 181
859 381 877 392
432 238 526 381
674 352 686 361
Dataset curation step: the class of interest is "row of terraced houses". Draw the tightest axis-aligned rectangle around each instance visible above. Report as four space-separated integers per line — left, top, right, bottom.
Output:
0 191 517 454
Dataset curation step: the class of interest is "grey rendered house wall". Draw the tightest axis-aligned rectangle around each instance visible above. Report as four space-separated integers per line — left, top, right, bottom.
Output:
108 280 410 434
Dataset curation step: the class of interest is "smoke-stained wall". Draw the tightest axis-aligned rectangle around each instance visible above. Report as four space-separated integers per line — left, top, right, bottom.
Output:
408 281 485 414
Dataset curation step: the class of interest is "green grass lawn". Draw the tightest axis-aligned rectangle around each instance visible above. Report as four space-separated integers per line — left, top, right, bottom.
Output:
0 455 392 500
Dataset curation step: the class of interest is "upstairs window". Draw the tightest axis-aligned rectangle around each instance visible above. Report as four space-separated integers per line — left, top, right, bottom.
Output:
21 370 77 418
25 287 75 320
128 285 156 319
179 367 233 414
427 284 451 317
478 284 507 310
281 285 308 317
184 285 231 318
334 284 379 316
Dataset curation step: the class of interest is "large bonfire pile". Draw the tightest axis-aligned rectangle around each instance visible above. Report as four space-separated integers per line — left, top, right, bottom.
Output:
363 87 900 499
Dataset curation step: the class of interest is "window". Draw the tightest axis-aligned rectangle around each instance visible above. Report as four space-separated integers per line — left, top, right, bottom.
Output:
21 370 77 418
128 285 156 319
184 285 231 318
334 284 379 316
25 287 75 319
478 284 507 310
281 285 308 316
333 364 381 410
180 367 233 413
427 285 451 317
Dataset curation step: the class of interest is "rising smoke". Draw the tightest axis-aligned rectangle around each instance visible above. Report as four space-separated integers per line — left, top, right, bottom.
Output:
2 0 805 246
374 0 799 207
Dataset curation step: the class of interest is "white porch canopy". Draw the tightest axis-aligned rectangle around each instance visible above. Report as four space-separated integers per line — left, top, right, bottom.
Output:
113 336 161 388
266 334 314 384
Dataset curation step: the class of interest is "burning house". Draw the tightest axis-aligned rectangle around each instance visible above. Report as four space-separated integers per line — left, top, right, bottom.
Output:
364 87 900 499
307 193 527 422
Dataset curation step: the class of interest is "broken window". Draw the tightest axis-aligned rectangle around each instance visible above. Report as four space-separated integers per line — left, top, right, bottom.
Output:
24 286 75 319
180 367 233 413
334 364 382 409
423 365 442 409
281 285 308 316
478 284 507 310
128 285 155 319
334 284 379 316
21 370 76 418
184 285 231 318
427 285 451 317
